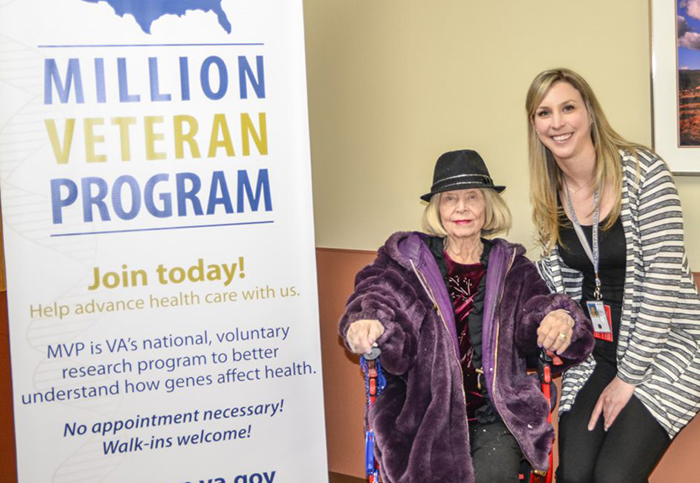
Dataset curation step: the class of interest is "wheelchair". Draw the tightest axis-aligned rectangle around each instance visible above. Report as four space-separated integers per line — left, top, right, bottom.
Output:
360 348 558 483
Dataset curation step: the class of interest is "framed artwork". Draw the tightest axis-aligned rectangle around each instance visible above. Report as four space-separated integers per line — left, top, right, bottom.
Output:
652 0 700 174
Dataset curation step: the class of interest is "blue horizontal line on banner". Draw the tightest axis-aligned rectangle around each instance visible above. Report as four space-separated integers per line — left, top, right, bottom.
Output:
37 43 264 48
51 220 274 237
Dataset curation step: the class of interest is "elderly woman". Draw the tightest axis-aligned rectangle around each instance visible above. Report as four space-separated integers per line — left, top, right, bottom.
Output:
339 149 594 483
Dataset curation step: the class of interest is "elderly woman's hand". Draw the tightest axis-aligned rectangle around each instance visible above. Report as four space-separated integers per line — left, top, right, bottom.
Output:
537 309 575 354
346 319 385 355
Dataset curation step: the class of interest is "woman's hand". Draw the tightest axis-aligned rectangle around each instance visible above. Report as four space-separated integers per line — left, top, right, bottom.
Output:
537 309 575 354
588 376 635 431
346 319 385 355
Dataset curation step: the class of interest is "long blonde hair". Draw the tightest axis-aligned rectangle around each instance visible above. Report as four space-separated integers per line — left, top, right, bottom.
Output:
525 68 640 252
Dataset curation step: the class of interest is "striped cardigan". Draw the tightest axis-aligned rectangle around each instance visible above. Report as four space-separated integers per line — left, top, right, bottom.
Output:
536 149 700 438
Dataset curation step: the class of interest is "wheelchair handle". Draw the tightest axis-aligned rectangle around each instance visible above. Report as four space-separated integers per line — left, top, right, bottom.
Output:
364 346 381 361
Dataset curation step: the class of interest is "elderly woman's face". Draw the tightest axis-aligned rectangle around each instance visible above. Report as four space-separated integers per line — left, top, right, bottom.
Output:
439 189 486 241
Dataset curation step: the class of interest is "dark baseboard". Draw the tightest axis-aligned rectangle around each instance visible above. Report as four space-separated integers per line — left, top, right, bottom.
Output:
329 472 364 483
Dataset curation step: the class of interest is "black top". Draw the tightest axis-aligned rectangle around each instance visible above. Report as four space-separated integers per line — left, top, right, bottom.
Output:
558 211 626 364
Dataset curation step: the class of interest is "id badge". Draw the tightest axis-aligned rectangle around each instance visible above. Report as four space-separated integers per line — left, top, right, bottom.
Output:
586 300 613 342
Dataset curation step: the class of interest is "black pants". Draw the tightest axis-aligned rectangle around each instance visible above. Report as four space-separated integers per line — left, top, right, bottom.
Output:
557 358 671 483
470 419 522 483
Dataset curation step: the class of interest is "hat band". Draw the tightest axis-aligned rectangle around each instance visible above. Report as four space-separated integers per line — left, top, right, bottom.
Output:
433 173 493 184
432 179 494 193
432 173 493 191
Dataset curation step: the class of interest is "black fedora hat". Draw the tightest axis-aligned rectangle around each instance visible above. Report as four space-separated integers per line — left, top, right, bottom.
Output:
420 149 505 202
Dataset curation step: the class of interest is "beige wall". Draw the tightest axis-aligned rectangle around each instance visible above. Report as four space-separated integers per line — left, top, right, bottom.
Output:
305 0 700 267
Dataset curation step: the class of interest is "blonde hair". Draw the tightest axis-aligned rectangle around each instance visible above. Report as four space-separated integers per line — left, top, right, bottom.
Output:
525 68 642 253
422 189 512 238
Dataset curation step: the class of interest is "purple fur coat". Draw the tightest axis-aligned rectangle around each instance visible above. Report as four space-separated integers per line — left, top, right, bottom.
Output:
339 232 594 483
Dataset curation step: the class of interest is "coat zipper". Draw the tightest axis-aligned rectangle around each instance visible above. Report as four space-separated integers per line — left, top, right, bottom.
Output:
409 261 469 411
491 250 546 475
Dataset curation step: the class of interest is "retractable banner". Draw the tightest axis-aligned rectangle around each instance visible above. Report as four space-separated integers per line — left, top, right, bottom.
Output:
0 1 328 482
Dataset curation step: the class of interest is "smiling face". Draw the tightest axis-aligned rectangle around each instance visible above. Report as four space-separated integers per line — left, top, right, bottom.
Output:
532 81 595 164
439 189 486 242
